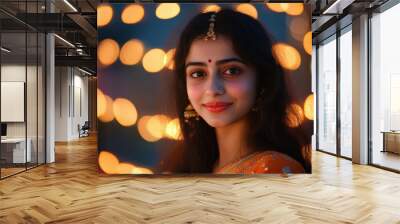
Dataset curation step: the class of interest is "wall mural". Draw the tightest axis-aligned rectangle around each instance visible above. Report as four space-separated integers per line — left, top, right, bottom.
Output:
97 3 313 174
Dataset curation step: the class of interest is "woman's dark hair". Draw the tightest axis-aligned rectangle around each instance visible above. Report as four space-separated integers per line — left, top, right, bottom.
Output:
163 9 311 173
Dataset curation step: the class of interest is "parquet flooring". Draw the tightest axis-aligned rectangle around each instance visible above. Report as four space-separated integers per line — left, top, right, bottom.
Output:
0 135 400 223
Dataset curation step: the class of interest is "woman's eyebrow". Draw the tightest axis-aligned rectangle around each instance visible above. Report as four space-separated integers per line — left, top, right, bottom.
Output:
185 57 244 68
216 57 245 65
185 62 206 68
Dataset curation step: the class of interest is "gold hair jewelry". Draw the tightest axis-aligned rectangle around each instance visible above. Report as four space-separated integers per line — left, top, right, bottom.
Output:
184 104 200 122
204 14 217 41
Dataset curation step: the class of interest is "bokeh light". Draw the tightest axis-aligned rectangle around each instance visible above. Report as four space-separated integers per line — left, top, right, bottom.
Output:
97 4 113 27
289 16 309 42
97 89 106 117
304 94 314 120
235 3 258 19
202 4 221 13
147 115 170 140
98 39 120 66
116 163 136 174
164 48 176 70
156 3 180 20
99 151 154 174
113 98 138 127
98 95 114 123
286 103 305 128
272 43 301 71
303 31 312 55
131 167 154 174
119 39 144 65
165 118 182 140
266 3 288 13
142 48 167 73
121 4 145 24
98 151 119 174
138 116 160 142
285 3 304 16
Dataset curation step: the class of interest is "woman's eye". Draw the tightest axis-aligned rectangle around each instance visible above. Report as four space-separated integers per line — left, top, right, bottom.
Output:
190 71 205 78
223 67 242 76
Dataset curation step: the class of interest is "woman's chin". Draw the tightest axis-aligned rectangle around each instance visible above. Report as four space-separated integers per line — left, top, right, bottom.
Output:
202 116 232 128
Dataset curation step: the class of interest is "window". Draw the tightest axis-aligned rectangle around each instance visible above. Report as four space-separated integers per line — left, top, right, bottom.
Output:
371 3 400 171
339 28 352 158
317 35 337 154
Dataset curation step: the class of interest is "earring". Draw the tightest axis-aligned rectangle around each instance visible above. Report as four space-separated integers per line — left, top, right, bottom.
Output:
184 104 200 123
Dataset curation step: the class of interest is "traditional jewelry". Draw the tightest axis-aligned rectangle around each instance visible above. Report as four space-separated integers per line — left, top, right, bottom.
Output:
204 14 217 41
184 104 199 123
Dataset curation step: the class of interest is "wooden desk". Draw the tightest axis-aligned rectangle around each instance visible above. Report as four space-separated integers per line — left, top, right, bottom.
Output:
1 138 32 163
381 131 400 154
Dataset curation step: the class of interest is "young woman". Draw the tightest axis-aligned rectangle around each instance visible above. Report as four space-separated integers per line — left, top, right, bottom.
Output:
163 9 310 174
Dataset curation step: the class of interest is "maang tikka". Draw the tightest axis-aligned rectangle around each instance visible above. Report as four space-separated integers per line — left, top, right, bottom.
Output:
204 13 217 41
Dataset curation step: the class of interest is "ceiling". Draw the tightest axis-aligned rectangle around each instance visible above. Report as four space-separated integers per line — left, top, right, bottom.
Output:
0 0 393 74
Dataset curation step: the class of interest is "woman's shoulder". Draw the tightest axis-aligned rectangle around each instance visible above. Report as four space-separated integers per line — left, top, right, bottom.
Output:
248 150 305 174
215 150 305 174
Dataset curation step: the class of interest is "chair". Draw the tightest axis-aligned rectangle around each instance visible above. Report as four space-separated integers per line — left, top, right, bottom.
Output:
78 121 90 138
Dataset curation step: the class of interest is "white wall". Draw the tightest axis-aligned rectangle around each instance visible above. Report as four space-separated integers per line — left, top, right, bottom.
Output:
55 67 89 141
1 64 37 138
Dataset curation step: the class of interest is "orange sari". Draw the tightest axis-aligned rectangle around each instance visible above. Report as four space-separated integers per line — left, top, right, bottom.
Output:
214 151 305 174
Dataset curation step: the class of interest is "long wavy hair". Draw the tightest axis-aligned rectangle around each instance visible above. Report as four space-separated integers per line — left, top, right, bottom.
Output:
163 9 311 173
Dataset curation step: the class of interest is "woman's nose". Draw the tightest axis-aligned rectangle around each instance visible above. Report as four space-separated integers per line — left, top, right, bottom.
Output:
205 71 225 96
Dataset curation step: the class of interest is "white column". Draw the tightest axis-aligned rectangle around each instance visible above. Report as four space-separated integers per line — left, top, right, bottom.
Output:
352 14 369 164
46 1 55 163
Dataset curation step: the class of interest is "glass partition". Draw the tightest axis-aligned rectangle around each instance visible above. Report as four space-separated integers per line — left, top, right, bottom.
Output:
0 0 46 179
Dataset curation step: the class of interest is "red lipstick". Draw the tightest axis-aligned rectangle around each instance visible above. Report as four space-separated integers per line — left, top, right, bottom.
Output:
202 102 233 113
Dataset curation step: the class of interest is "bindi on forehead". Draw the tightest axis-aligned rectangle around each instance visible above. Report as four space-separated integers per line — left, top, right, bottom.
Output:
208 59 212 63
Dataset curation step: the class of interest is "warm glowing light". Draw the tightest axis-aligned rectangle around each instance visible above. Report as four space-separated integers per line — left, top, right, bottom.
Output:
164 48 175 70
131 167 154 174
98 39 120 66
121 4 145 24
113 98 138 127
203 4 221 13
156 3 180 20
97 4 113 27
266 3 288 13
303 32 312 55
147 115 170 139
272 43 301 71
142 48 167 73
286 104 305 128
285 3 304 16
304 94 314 120
235 3 258 19
98 95 114 123
138 116 160 142
98 151 119 174
116 163 136 174
97 89 106 117
119 39 144 66
165 118 182 140
289 16 309 42
99 151 154 174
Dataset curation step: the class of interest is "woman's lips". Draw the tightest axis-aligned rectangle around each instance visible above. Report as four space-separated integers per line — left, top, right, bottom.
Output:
202 102 233 113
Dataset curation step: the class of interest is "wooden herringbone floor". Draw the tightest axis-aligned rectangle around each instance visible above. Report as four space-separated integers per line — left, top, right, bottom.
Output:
1 135 400 224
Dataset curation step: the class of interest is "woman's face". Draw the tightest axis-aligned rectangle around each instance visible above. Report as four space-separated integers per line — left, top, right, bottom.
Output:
185 36 257 128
